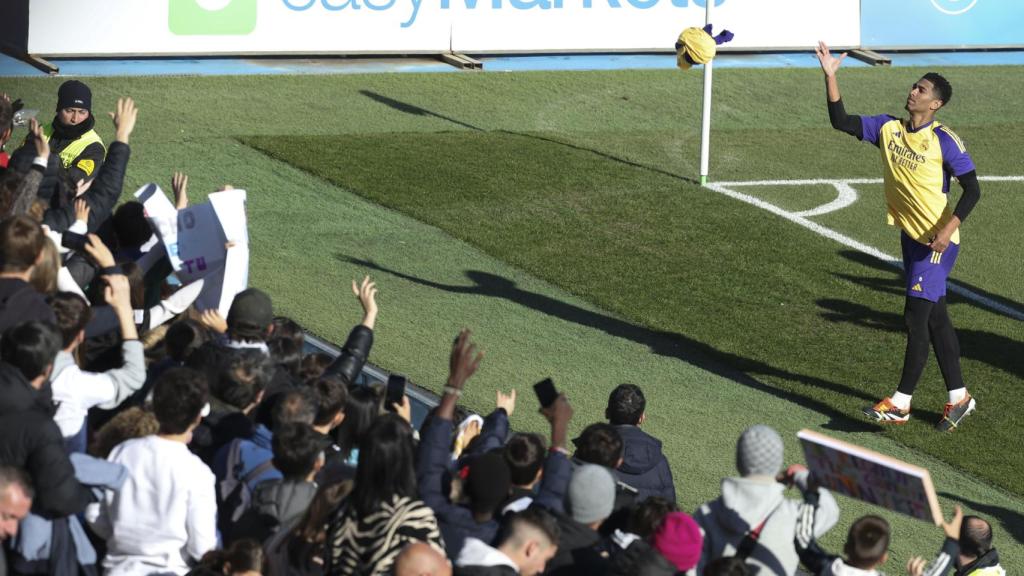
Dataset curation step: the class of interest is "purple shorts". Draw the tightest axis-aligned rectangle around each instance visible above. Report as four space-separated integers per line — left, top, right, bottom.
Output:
901 231 959 302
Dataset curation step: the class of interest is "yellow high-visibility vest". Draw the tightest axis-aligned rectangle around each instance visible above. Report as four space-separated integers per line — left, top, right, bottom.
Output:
43 123 105 176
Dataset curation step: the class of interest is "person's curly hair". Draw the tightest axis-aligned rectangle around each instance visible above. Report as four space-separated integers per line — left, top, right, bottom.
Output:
89 406 160 458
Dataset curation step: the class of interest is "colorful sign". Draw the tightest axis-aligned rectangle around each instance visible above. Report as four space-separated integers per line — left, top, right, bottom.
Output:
798 429 942 525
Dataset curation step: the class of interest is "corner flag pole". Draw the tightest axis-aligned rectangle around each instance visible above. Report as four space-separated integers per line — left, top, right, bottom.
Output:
698 0 714 186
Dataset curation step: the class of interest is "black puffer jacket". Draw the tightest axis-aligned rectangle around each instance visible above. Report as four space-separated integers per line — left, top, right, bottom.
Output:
41 140 129 233
614 426 676 504
0 362 92 518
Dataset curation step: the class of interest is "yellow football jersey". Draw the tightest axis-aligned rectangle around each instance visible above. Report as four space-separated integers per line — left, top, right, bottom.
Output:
860 115 975 245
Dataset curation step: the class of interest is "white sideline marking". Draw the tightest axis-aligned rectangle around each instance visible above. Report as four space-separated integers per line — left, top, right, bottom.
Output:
704 177 1024 321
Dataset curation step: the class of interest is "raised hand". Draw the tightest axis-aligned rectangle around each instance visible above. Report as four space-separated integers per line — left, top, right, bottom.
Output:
84 233 115 268
392 394 412 425
28 117 50 159
540 393 573 426
941 505 964 541
104 274 140 340
815 40 847 77
103 274 133 312
109 97 138 144
496 389 516 417
447 328 483 391
74 198 90 224
906 556 927 576
172 172 189 209
352 275 378 329
199 309 228 334
29 117 49 160
540 393 573 451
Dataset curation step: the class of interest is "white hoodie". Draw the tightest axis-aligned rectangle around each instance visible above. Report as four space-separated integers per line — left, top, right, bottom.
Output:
457 538 520 573
694 474 840 576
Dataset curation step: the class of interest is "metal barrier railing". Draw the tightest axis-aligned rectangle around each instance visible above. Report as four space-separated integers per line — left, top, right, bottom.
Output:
302 333 438 430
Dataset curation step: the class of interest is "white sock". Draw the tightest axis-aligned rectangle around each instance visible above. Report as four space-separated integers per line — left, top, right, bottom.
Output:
891 392 912 410
948 388 968 404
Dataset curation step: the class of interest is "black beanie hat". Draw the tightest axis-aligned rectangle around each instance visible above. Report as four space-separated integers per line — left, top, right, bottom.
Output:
57 80 92 112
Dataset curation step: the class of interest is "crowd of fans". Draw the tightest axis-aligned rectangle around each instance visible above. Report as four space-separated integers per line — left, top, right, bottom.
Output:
0 83 1007 576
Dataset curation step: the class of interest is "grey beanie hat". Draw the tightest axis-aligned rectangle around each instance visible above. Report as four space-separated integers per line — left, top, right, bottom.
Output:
568 464 616 525
736 425 784 477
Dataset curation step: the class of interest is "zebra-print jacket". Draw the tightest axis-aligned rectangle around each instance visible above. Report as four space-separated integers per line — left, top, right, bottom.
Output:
326 494 445 576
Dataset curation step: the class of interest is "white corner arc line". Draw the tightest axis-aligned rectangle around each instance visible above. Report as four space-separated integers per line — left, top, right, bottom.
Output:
704 178 1024 321
792 182 860 217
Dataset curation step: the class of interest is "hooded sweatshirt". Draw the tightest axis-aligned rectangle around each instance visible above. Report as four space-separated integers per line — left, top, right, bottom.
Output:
694 475 840 576
613 425 675 503
456 538 519 576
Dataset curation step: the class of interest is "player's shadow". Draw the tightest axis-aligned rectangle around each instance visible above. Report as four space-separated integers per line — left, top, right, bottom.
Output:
339 255 883 433
835 249 1024 320
359 90 699 186
816 298 1024 380
938 492 1024 545
359 90 485 132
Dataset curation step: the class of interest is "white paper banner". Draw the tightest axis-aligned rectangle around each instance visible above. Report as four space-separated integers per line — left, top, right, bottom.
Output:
136 183 250 316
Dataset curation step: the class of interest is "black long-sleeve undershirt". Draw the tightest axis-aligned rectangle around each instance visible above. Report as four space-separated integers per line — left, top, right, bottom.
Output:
953 169 980 222
827 98 862 139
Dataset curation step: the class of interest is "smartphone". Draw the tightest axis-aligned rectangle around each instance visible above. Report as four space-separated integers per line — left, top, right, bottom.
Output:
61 232 88 253
386 373 407 409
533 377 558 408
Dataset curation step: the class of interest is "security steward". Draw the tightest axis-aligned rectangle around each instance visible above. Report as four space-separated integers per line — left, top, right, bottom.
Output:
10 80 106 206
44 80 106 185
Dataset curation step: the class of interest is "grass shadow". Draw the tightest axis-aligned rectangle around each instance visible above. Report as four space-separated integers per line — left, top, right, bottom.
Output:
817 298 1024 381
837 250 1024 321
339 255 883 434
359 89 699 186
360 90 485 132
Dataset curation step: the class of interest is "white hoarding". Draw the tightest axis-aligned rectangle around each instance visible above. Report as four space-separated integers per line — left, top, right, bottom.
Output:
26 0 859 56
451 0 860 53
27 0 452 55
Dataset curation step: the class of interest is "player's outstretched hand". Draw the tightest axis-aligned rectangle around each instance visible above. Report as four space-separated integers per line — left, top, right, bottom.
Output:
815 40 847 77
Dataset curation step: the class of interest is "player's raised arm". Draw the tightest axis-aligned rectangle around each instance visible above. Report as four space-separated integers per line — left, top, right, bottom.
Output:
815 41 846 101
815 41 862 138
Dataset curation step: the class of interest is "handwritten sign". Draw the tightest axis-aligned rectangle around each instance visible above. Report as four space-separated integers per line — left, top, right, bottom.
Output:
798 429 942 525
135 184 250 316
